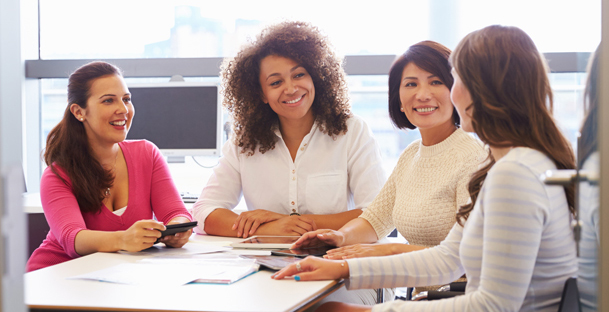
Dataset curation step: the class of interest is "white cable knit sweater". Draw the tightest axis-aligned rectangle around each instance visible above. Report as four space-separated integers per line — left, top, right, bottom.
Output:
361 128 486 247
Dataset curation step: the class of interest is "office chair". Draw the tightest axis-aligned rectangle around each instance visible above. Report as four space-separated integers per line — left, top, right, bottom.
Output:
409 282 466 301
557 278 581 312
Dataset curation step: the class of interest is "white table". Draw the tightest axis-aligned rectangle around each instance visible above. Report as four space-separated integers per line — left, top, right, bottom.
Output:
25 234 343 312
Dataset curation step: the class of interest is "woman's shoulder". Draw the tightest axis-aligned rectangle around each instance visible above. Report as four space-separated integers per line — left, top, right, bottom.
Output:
120 139 156 150
452 129 485 152
120 139 161 156
491 147 557 182
41 163 70 186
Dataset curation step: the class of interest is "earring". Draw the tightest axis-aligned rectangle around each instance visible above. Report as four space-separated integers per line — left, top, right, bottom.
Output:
80 118 84 121
400 107 404 112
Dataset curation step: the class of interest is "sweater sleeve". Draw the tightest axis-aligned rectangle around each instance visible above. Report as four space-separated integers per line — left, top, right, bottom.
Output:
191 140 243 234
346 222 464 291
356 160 550 312
359 146 413 239
146 142 193 223
39 166 87 259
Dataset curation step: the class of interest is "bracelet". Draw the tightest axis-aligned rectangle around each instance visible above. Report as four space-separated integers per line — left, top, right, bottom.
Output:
289 212 301 216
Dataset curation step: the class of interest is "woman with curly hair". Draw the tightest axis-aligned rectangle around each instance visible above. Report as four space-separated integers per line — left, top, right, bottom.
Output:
191 21 385 243
273 25 577 312
191 20 387 305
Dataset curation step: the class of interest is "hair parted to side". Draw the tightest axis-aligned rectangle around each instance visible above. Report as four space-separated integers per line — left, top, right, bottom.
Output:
388 40 460 129
579 44 600 167
221 21 351 156
450 25 576 225
44 61 122 214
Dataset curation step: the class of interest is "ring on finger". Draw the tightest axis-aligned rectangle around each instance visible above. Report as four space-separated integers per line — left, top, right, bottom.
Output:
296 262 303 272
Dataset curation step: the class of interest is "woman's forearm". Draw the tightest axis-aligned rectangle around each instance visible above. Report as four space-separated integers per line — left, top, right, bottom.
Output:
337 217 379 246
202 208 241 237
74 230 123 256
387 243 427 255
303 209 364 231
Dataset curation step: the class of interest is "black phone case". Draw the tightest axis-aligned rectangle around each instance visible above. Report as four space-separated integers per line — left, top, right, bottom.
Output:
155 221 198 243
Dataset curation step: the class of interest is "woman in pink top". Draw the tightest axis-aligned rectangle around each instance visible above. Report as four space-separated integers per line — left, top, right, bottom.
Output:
27 61 193 272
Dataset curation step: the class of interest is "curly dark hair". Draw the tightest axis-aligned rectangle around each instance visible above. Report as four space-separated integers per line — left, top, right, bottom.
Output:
221 21 351 155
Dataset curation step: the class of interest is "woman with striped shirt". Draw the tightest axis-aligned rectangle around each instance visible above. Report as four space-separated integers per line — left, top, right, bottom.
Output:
272 25 577 312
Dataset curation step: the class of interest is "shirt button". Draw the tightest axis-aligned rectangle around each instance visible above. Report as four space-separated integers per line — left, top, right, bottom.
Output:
292 170 295 174
292 177 296 181
291 201 295 205
300 147 304 151
304 143 307 146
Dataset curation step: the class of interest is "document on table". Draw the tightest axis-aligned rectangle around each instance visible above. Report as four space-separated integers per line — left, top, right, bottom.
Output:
68 256 259 286
117 242 230 256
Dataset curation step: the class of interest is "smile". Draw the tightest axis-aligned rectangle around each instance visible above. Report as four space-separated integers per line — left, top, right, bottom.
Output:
414 107 438 113
284 94 305 104
110 120 126 126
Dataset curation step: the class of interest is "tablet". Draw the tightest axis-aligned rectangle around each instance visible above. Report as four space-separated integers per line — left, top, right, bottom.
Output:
270 246 335 258
155 221 198 244
230 236 300 249
240 255 300 270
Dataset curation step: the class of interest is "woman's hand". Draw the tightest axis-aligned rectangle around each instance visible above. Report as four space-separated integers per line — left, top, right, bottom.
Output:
233 209 286 238
119 220 165 252
324 243 394 260
256 216 317 236
292 229 346 249
161 219 192 248
271 256 349 281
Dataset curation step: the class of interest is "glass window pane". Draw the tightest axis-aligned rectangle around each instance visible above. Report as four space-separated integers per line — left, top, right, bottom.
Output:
39 0 600 59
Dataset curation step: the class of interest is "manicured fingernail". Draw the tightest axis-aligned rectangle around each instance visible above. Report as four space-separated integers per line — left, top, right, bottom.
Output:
294 276 300 281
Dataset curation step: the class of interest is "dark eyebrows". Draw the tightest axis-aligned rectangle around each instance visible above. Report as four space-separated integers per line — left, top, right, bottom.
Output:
98 93 130 99
265 65 304 81
99 94 115 99
402 75 438 81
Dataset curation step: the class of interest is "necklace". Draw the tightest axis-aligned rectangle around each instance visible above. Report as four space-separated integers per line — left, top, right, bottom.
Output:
104 149 120 198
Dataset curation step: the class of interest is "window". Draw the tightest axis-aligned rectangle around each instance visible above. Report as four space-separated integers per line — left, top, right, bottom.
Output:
39 0 599 59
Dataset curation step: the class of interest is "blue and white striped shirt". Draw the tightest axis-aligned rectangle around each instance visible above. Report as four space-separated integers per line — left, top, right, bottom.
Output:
346 147 577 312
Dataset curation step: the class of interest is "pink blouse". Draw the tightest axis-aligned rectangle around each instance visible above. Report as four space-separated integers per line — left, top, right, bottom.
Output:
26 140 192 271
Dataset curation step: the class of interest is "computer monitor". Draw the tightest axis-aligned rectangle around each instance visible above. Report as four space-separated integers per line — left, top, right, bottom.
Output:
126 82 221 157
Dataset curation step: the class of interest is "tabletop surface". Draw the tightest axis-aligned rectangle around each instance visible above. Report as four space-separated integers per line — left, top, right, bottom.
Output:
25 234 342 312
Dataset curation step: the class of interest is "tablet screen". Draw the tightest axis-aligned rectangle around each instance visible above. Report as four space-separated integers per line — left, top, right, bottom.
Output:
271 246 335 257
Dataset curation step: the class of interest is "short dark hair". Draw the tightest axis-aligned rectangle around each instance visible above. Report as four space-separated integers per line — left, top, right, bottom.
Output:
388 41 459 129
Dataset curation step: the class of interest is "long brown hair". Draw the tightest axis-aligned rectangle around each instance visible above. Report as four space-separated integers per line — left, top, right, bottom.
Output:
221 21 351 156
388 41 460 129
451 25 576 225
44 61 122 214
579 45 600 167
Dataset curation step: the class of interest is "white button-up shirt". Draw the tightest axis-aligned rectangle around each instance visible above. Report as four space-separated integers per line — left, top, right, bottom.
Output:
192 115 386 234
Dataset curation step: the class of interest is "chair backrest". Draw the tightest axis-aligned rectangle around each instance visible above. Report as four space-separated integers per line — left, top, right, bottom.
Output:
557 277 581 312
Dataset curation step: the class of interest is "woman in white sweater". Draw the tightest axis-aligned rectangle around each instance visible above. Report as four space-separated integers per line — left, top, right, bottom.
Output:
293 41 485 269
273 25 577 312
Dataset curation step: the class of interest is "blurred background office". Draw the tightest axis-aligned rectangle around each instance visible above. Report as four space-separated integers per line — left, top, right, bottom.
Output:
2 0 608 311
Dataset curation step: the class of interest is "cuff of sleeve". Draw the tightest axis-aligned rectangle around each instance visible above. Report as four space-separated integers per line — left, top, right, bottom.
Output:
358 213 390 240
344 258 364 290
66 228 85 258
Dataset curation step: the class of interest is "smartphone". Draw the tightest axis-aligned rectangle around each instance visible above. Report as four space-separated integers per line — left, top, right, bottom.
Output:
271 246 335 258
155 221 198 243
